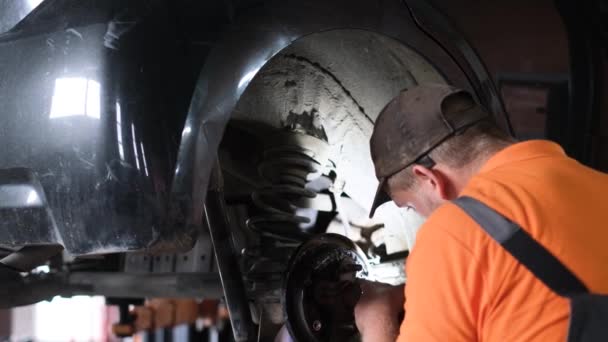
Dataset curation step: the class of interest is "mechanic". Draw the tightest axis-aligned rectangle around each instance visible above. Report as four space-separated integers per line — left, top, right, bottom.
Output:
355 83 608 341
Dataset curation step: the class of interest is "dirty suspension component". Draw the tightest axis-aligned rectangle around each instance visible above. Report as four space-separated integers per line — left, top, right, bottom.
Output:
246 133 334 242
284 233 369 341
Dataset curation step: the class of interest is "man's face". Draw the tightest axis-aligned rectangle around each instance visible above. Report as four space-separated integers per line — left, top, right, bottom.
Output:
388 179 445 218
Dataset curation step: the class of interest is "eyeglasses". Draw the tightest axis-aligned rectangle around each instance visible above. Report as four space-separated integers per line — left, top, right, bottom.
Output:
384 154 436 212
385 154 436 191
413 154 436 169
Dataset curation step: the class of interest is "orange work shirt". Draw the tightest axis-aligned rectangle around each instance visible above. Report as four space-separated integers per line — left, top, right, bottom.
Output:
398 140 608 341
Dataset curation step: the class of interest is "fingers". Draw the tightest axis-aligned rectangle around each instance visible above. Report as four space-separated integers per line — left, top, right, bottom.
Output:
354 281 404 340
356 280 405 314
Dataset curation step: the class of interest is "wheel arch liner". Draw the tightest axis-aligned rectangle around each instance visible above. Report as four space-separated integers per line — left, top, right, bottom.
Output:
170 0 505 228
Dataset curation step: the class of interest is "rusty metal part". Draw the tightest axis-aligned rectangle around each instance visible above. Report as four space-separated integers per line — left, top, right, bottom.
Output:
149 299 176 329
132 306 154 332
110 298 222 337
111 323 135 337
174 299 200 325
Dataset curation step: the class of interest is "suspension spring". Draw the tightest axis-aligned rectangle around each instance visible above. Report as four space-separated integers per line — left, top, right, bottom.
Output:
246 134 333 242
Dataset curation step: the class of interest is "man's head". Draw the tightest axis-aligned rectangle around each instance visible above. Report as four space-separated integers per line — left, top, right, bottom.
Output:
369 84 514 218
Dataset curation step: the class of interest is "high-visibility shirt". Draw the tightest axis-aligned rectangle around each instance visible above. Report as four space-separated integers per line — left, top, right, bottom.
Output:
398 140 608 341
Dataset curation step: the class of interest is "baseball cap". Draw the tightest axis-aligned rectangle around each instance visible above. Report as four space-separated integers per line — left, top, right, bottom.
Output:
368 84 489 218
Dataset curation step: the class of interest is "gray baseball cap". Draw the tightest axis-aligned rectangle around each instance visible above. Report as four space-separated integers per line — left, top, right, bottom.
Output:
369 84 489 217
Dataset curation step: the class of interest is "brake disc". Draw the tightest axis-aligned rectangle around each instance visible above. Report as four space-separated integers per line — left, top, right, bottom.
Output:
284 233 369 342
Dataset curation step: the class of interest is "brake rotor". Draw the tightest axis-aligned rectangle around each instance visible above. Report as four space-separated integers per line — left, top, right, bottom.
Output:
284 233 369 342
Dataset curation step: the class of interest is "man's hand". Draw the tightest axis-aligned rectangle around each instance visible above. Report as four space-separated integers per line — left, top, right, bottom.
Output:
355 280 405 342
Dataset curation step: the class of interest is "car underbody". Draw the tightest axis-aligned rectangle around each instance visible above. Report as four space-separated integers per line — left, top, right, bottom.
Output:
0 0 606 340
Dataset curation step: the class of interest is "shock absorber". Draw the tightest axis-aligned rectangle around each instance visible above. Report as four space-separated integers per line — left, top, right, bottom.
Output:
246 132 334 242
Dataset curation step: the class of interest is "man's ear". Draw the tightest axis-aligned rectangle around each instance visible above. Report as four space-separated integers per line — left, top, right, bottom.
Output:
411 165 450 200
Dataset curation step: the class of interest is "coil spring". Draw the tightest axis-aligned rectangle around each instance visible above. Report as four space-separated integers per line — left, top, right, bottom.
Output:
246 145 327 242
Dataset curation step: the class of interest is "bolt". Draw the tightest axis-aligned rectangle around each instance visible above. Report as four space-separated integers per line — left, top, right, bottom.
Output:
312 320 322 331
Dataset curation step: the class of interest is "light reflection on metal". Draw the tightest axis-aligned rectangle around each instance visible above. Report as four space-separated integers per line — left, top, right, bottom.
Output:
182 125 192 137
140 142 149 177
131 123 140 170
27 0 44 10
26 190 39 205
0 185 43 208
32 265 50 274
85 81 101 119
50 78 100 119
237 67 261 90
116 102 124 160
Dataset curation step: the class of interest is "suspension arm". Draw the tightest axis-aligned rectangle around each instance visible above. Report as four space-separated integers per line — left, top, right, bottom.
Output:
205 163 256 342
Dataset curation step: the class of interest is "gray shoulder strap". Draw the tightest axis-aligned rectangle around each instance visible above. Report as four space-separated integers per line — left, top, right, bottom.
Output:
453 196 587 297
453 196 520 243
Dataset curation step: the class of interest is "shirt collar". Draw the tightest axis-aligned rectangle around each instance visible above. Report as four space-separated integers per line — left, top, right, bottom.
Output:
479 140 566 174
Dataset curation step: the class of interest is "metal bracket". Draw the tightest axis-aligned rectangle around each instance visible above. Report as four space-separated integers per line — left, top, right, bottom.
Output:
205 163 255 342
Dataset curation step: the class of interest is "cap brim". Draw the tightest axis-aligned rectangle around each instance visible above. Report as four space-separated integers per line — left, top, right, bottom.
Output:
369 178 391 218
